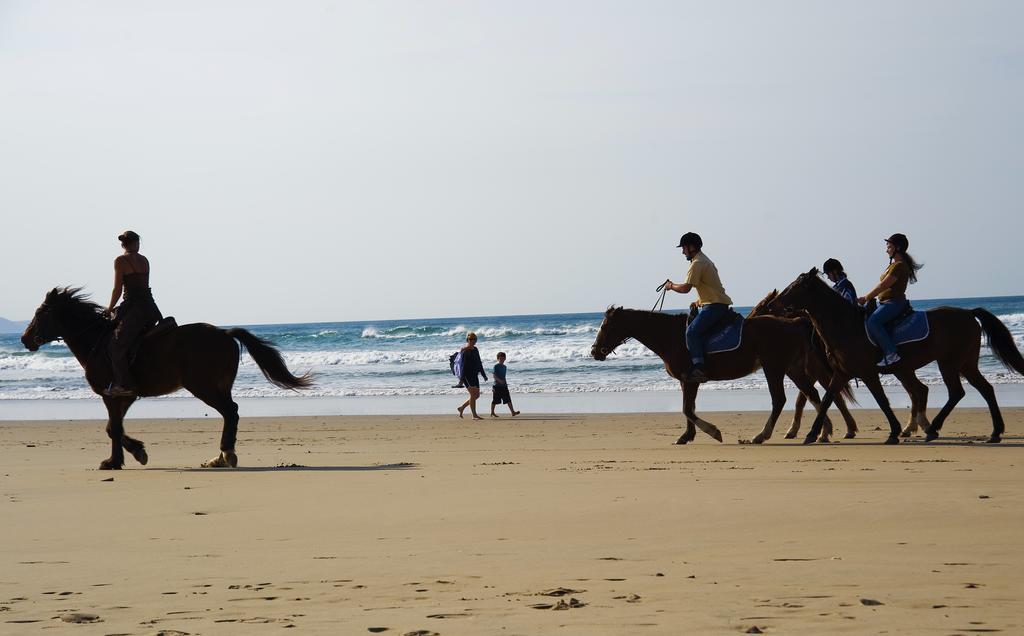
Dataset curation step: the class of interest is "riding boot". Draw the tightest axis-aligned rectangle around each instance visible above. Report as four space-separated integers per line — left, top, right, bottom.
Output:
685 363 709 384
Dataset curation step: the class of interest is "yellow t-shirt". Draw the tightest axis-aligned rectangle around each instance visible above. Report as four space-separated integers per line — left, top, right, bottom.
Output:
684 252 733 306
877 261 910 302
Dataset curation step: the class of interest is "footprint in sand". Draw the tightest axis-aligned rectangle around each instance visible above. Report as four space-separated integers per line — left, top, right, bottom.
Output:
538 587 584 597
403 631 439 636
60 612 101 624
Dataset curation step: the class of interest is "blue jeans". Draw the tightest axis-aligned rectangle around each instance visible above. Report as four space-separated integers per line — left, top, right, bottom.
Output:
866 299 909 357
686 303 729 365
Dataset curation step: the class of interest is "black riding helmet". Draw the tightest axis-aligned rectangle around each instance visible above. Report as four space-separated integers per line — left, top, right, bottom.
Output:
822 258 844 274
885 233 909 252
676 232 702 249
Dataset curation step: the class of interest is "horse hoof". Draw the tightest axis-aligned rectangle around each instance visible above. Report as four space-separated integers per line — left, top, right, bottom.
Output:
900 430 913 438
802 434 816 445
784 431 798 440
924 430 939 442
817 436 831 444
986 436 1002 444
201 452 238 468
752 435 765 445
884 435 900 445
674 437 689 445
844 431 857 439
99 460 122 470
132 448 148 466
711 429 723 443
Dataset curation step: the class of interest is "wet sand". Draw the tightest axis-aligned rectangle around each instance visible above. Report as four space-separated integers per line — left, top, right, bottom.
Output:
2 408 1022 634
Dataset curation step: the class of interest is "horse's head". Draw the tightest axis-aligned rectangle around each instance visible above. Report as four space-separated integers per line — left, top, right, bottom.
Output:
591 306 629 361
22 288 66 351
774 267 823 312
21 287 102 351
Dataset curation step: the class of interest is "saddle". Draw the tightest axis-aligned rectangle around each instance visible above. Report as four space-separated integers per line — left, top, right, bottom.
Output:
686 306 745 355
862 301 930 348
127 317 178 364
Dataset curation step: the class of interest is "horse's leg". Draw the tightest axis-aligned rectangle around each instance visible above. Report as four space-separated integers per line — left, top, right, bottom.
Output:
681 381 723 443
860 374 902 444
962 366 1003 444
784 391 807 439
676 381 697 444
834 392 858 439
896 373 930 437
753 369 787 444
803 376 844 445
800 385 835 443
189 387 240 468
100 396 135 469
924 363 965 442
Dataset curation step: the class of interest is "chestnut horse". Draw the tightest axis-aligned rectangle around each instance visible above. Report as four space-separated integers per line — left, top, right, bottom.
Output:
590 304 852 444
21 288 313 468
747 290 858 440
774 268 1024 444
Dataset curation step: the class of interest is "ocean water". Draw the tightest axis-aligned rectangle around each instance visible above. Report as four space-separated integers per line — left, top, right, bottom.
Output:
1 296 1023 410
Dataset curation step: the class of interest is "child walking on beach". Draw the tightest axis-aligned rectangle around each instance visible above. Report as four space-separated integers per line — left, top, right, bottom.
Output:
490 352 520 418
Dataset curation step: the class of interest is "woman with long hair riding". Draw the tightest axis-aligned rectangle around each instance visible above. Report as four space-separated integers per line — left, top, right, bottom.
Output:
101 230 163 397
857 233 923 367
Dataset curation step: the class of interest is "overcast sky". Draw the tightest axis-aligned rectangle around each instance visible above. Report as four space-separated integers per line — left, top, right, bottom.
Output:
2 1 1022 325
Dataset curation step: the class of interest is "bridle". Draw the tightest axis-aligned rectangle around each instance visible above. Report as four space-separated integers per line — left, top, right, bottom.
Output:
30 305 108 349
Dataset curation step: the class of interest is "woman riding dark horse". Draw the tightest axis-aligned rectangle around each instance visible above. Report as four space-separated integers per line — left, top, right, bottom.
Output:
775 267 1024 444
102 230 162 397
857 233 923 367
22 287 312 469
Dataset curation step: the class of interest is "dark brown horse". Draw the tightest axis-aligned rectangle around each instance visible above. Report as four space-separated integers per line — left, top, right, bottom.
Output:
21 287 313 468
774 268 1024 444
747 290 858 440
590 304 852 444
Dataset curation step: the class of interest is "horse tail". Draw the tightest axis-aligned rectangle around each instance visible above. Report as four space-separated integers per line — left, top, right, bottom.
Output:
805 320 857 404
972 308 1024 376
226 328 315 390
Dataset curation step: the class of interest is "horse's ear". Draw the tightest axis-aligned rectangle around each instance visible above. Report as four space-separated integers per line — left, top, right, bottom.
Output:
45 288 60 302
805 267 817 277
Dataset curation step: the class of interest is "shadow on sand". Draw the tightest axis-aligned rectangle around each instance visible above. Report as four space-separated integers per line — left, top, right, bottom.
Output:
148 462 420 473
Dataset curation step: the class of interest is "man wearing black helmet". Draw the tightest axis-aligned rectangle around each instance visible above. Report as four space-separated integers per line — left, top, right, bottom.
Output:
857 233 924 367
822 258 857 305
664 232 733 383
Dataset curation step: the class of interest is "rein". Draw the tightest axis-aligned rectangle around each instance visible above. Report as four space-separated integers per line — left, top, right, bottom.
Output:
653 279 670 312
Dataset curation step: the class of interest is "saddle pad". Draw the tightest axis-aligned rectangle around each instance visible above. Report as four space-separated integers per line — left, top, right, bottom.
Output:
865 311 930 347
706 317 744 355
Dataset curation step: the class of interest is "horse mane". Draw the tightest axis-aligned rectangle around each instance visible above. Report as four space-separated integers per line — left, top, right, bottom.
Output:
47 287 105 322
803 270 863 322
748 289 779 318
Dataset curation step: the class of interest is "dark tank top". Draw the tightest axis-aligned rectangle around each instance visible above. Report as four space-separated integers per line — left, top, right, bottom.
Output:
122 257 155 303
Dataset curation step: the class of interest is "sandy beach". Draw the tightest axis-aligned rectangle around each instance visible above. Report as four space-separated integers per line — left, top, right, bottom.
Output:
2 408 1023 635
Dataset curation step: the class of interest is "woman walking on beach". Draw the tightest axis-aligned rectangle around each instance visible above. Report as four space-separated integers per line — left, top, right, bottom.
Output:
857 233 923 366
102 230 163 397
457 331 488 420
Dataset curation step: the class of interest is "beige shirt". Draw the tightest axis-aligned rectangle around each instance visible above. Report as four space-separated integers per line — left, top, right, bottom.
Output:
877 261 910 302
684 252 733 306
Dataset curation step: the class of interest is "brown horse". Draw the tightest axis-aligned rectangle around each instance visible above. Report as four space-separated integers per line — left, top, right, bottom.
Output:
774 268 1024 444
747 290 858 440
590 304 852 444
21 288 313 468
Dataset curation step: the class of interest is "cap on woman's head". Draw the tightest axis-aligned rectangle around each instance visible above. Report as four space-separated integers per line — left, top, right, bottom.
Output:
885 233 909 252
118 230 140 243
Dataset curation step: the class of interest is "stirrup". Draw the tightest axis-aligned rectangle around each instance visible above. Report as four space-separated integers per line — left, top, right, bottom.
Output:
103 384 136 397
